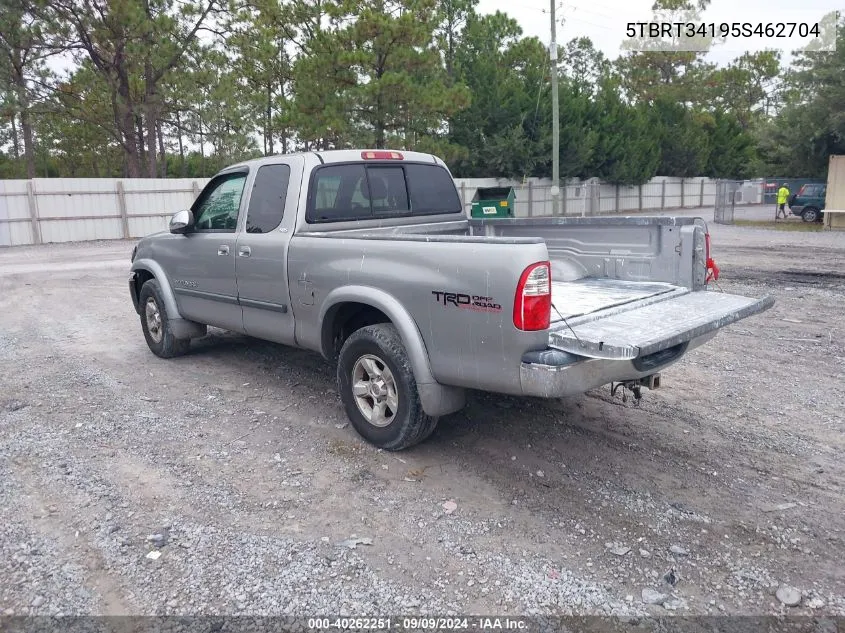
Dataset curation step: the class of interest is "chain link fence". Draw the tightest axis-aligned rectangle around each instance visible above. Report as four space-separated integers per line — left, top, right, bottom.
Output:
714 180 741 224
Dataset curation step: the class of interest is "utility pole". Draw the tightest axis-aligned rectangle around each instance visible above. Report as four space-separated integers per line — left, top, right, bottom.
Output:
550 0 561 216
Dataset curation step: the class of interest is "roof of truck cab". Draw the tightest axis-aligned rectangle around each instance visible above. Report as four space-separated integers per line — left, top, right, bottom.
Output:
224 149 442 171
316 149 440 164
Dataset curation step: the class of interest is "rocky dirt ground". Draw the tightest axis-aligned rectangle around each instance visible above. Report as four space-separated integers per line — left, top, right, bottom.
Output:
1 220 844 619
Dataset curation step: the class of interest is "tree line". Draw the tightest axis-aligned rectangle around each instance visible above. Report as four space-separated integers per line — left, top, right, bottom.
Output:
1 0 843 183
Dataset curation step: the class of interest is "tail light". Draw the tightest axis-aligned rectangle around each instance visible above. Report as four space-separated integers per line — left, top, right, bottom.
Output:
514 262 551 331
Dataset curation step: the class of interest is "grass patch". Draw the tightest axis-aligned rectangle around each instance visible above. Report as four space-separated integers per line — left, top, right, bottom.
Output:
734 220 825 232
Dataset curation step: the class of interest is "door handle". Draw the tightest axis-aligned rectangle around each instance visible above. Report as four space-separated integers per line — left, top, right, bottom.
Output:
218 245 229 256
238 246 251 257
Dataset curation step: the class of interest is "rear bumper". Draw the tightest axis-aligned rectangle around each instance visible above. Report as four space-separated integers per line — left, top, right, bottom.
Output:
519 332 715 398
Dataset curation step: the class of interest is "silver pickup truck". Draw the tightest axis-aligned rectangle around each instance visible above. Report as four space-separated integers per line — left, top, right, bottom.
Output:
129 149 774 450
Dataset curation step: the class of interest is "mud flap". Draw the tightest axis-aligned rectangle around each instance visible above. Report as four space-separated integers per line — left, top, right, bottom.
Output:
549 291 775 360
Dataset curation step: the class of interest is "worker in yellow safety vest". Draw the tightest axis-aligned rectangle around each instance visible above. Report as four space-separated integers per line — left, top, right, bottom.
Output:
776 183 790 219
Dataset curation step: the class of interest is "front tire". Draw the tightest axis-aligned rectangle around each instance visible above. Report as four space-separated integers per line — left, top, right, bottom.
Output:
802 207 820 223
337 324 438 451
139 279 190 358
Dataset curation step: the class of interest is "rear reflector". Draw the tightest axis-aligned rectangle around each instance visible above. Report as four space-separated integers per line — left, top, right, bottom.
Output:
514 261 551 331
705 232 719 283
361 150 404 160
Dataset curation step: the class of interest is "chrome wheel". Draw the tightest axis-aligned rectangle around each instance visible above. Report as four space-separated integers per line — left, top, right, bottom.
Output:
145 297 163 344
351 354 398 427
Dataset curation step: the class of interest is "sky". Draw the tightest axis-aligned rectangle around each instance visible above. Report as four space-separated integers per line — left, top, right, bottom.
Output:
475 0 841 67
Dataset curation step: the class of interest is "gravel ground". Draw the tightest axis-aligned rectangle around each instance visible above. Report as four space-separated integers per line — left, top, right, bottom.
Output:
1 220 844 618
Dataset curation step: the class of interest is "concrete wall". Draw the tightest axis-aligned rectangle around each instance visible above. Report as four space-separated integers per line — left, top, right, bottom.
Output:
0 175 761 246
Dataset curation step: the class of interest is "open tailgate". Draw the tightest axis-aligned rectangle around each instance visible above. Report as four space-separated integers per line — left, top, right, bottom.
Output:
549 290 775 360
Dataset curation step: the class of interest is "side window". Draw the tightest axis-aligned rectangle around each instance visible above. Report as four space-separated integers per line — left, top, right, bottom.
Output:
368 167 410 216
405 164 462 215
309 164 370 222
246 164 291 233
193 173 247 231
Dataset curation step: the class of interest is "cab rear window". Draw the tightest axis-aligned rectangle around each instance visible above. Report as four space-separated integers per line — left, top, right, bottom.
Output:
306 163 462 223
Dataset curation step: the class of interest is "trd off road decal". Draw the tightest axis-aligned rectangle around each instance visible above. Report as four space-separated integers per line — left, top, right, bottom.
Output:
431 291 502 313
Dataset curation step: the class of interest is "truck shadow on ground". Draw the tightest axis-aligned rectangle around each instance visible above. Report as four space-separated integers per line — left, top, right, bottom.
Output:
182 327 738 518
187 326 642 443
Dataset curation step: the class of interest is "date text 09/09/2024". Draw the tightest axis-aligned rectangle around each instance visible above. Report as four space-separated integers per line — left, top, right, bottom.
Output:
307 617 528 630
626 22 821 39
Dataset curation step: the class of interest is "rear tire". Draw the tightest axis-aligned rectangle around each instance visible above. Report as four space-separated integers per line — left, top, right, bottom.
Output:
802 207 820 223
139 279 190 358
337 324 438 451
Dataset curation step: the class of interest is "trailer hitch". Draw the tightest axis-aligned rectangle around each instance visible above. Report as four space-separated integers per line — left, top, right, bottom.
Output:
610 374 661 405
611 381 641 405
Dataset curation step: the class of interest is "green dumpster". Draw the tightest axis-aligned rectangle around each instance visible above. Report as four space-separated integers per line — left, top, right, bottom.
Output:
470 186 516 218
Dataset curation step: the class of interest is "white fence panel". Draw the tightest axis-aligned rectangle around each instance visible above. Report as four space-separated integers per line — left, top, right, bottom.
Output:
511 185 530 217
561 183 583 217
682 177 704 208
595 183 612 214
0 175 764 246
615 186 636 212
127 216 168 238
662 179 683 208
123 178 208 238
33 179 123 243
702 181 718 207
124 178 205 216
640 181 662 210
0 180 30 246
0 178 210 246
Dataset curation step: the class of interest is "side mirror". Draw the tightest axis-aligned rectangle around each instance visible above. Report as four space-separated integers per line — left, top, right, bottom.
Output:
169 209 194 234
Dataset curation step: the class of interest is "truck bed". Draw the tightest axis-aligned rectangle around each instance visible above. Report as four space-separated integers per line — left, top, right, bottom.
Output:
307 215 708 290
296 214 772 369
551 278 680 321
